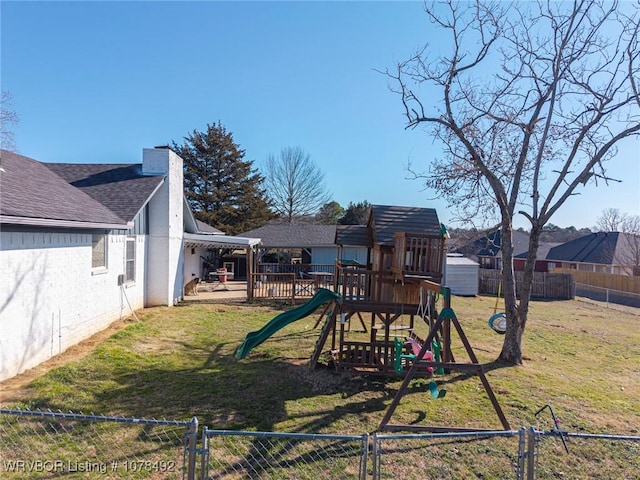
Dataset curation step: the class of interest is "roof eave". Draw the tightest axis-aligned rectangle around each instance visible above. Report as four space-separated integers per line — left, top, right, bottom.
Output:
0 215 132 230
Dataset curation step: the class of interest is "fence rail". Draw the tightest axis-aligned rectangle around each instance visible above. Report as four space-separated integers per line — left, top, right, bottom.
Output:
2 408 639 479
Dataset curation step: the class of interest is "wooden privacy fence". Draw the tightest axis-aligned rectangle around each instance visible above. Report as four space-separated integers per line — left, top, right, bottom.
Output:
479 270 574 300
551 268 640 295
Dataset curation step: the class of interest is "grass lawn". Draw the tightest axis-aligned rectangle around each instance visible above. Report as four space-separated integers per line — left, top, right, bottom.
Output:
1 296 639 477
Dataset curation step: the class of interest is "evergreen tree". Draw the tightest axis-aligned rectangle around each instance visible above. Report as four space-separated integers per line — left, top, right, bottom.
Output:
339 201 371 225
316 201 344 225
172 122 273 235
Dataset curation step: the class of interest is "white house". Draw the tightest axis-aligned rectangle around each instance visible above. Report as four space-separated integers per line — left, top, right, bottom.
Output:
0 147 259 381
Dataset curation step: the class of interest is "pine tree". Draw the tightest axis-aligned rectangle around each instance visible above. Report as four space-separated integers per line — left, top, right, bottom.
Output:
339 201 371 225
172 122 273 235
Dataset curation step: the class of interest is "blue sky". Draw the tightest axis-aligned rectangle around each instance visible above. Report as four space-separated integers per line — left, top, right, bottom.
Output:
2 1 639 230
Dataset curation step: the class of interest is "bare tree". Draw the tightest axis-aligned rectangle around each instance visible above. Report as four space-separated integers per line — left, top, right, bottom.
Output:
595 208 626 232
264 146 331 223
388 1 640 364
594 209 640 275
1 91 19 152
619 213 640 276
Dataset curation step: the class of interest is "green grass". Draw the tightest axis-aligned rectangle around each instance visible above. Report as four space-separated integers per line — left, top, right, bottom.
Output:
2 296 639 478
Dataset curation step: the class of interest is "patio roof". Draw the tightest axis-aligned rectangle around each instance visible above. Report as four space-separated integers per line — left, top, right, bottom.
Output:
183 232 261 249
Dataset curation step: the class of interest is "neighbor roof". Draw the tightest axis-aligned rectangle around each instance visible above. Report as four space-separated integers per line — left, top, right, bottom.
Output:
369 205 442 246
239 224 337 248
514 242 561 260
454 229 530 258
45 163 165 223
0 150 128 229
545 232 636 265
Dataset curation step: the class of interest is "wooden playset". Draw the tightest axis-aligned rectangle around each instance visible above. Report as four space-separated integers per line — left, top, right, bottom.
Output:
237 205 510 432
309 205 510 432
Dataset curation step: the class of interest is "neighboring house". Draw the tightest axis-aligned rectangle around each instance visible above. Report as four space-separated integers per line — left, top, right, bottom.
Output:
0 147 259 381
240 224 349 266
513 242 562 272
451 229 530 270
526 232 640 275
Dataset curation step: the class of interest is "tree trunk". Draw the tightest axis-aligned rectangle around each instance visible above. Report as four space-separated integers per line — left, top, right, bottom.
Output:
498 221 523 365
498 222 543 365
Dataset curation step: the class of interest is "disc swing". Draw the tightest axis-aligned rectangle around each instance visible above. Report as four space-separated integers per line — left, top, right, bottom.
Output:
488 278 507 334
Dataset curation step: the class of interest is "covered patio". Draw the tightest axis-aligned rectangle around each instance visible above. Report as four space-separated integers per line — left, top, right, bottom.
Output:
183 233 261 298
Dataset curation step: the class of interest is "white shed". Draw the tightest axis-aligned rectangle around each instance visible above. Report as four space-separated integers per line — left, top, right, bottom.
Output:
444 254 479 296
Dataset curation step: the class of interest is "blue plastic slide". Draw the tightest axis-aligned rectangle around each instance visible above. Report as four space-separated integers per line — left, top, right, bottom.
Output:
235 288 341 360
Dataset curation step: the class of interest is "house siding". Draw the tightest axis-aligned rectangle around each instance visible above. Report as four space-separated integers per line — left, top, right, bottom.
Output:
310 247 338 266
0 231 146 381
340 247 368 265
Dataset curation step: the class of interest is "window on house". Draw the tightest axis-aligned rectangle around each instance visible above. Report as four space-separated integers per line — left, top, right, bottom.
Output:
125 236 136 282
92 234 107 269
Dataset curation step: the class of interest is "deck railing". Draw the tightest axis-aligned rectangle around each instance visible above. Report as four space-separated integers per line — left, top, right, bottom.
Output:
248 264 439 307
257 263 334 275
249 272 334 304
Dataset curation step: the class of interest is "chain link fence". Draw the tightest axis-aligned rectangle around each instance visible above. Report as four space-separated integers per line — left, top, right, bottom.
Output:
527 428 640 480
373 430 526 480
0 408 193 479
2 408 639 479
201 429 368 479
575 282 640 309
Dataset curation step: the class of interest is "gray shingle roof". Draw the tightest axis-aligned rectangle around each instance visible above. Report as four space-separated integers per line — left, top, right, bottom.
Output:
454 229 530 258
239 224 337 247
45 163 164 222
196 219 224 234
335 225 372 247
546 232 636 265
369 205 442 246
1 150 127 227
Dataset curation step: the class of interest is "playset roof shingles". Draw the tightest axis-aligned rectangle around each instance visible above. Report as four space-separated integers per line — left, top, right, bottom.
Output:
369 204 442 246
335 224 372 247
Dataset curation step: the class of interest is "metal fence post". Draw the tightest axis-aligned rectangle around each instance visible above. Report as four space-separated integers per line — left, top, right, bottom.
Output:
526 427 536 480
199 426 209 480
516 427 526 480
186 416 198 480
360 433 369 480
371 432 378 480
